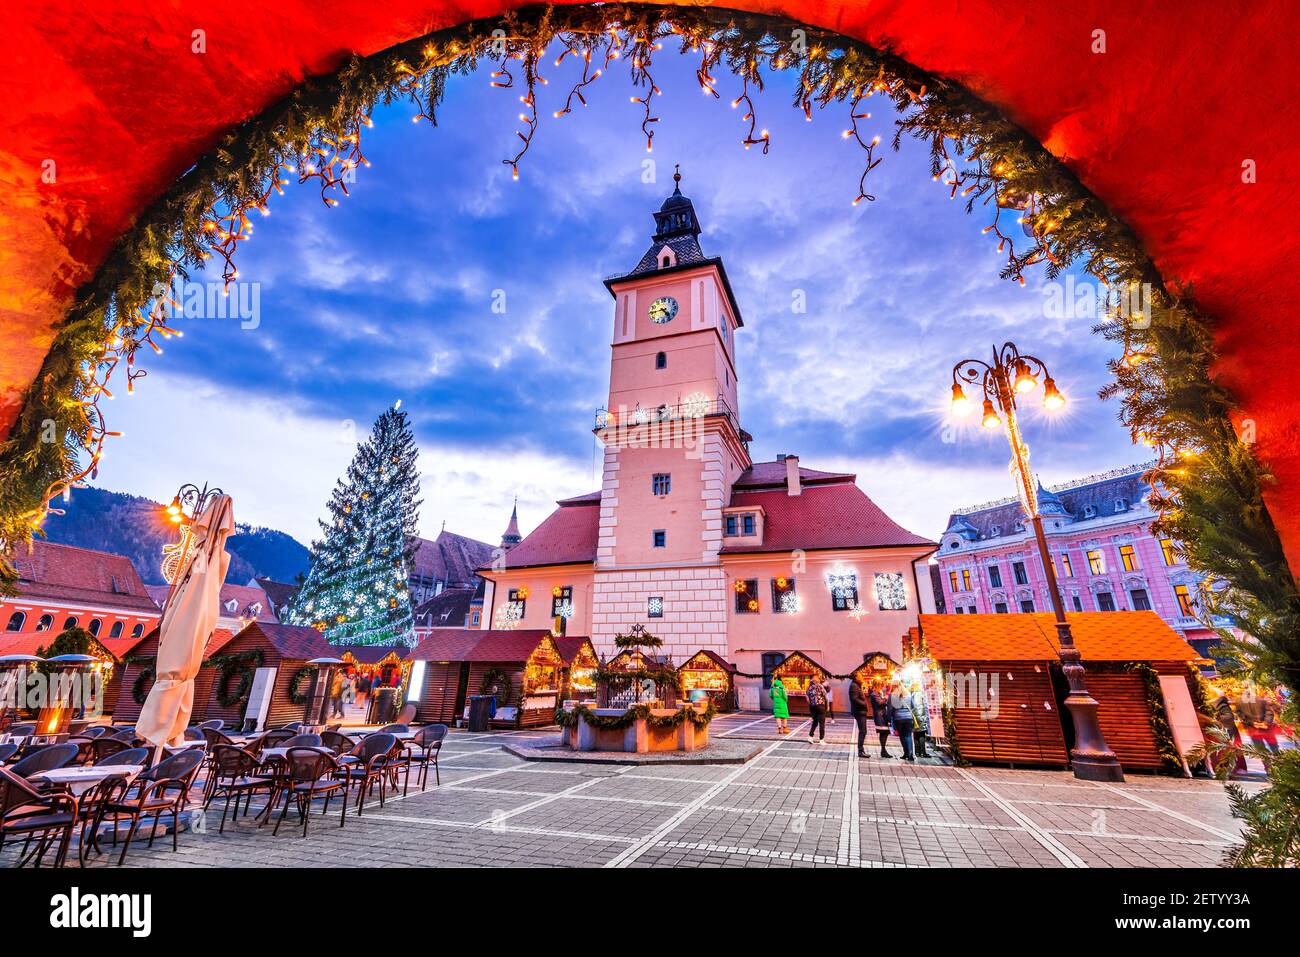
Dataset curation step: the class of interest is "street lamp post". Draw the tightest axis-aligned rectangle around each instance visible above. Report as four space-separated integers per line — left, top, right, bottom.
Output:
160 481 225 585
951 342 1124 782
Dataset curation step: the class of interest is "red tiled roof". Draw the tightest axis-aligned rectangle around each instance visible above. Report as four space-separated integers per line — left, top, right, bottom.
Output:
336 643 408 664
733 460 855 489
148 582 278 622
553 635 597 664
409 629 485 662
917 612 1199 663
120 626 238 660
11 540 159 614
487 499 600 570
412 531 495 587
408 629 557 663
722 483 935 553
233 621 335 660
0 631 119 661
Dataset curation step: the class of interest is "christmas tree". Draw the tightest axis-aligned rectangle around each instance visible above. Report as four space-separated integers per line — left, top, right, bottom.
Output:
286 405 422 646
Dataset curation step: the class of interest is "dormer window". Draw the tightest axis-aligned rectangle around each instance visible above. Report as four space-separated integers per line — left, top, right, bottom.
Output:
1083 505 1097 519
1114 498 1128 512
989 526 1000 537
661 255 671 268
225 599 238 613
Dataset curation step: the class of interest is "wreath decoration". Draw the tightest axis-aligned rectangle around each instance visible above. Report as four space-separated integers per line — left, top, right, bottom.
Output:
131 667 155 706
209 649 264 708
480 667 513 706
287 666 316 705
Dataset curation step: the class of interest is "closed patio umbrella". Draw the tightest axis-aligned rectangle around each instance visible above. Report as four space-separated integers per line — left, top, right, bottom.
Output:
137 495 235 752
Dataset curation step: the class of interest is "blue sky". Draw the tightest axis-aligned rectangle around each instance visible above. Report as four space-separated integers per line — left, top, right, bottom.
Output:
92 43 1139 548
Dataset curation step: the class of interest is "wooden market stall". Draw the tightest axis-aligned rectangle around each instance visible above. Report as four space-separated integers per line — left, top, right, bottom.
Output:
850 651 900 694
197 621 335 730
677 650 737 712
112 627 236 724
407 630 484 725
910 612 1206 773
555 635 599 703
769 652 830 716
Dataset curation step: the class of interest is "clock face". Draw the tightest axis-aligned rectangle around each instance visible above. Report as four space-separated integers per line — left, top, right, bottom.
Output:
648 296 679 324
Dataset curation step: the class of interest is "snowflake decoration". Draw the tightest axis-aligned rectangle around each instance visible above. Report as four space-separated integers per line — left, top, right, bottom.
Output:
779 591 802 614
873 572 907 610
848 602 869 622
681 392 712 418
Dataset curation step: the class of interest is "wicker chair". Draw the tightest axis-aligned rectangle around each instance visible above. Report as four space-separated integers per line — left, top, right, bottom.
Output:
203 745 276 833
10 743 79 780
85 737 132 765
0 766 79 867
197 719 223 732
334 732 396 815
95 747 150 768
94 748 204 865
319 730 358 756
259 728 296 749
201 727 236 750
6 724 36 737
281 733 322 749
378 723 409 734
272 747 347 837
79 725 111 739
408 724 448 791
0 743 18 764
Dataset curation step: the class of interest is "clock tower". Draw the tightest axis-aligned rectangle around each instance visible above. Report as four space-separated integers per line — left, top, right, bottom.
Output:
591 168 751 657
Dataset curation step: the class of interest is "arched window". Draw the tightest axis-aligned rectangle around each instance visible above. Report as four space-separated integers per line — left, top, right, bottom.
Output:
655 351 667 369
62 616 78 630
131 623 144 639
5 611 25 632
87 618 102 636
36 614 54 632
109 620 124 639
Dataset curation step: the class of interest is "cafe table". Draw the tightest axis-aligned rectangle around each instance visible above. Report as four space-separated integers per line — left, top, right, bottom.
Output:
32 764 145 796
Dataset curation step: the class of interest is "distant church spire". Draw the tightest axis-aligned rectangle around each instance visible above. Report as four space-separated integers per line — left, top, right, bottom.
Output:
501 497 522 550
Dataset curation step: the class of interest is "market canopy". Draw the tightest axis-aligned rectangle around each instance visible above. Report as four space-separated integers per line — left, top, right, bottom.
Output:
2 1 1294 569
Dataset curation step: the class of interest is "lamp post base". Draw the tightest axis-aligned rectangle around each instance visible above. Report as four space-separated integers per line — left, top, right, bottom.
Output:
1063 692 1125 782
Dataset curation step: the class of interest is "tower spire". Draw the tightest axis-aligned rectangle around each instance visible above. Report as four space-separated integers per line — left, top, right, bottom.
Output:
501 496 522 550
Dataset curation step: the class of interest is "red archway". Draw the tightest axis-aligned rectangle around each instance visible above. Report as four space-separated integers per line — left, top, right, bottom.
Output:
1 1 1295 566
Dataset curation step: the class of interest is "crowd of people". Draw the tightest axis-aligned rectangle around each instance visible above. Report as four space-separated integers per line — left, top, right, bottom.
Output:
768 673 930 761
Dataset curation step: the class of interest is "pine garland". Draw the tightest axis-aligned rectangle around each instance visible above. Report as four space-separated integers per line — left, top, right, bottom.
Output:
0 3 1292 715
555 698 716 730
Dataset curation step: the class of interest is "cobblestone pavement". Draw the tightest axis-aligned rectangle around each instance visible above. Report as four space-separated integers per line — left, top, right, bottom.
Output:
3 716 1254 869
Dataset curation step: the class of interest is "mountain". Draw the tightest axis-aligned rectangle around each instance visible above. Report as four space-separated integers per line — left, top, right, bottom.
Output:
39 486 311 586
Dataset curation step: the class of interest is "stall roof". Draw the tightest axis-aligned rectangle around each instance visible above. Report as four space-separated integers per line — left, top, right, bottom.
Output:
408 628 564 663
554 635 596 664
678 649 736 672
231 621 335 660
772 651 829 675
131 626 238 659
916 612 1199 663
336 644 408 664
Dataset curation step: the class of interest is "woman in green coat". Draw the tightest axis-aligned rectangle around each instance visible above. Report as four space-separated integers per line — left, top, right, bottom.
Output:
770 675 790 734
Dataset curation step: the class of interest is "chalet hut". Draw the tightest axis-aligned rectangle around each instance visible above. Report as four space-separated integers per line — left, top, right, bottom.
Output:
769 651 830 716
112 627 237 724
909 612 1206 773
554 635 599 702
198 621 335 730
849 651 901 697
337 645 409 691
407 630 486 725
677 650 737 712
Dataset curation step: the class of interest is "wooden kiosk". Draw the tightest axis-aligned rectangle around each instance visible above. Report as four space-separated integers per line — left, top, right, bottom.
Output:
909 612 1207 773
678 650 737 712
113 627 237 725
769 652 830 716
555 636 599 703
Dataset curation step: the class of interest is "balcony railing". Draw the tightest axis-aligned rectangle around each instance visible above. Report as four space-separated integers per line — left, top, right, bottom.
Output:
595 393 739 434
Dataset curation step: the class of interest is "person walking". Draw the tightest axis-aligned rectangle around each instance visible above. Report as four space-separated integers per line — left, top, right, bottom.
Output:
890 680 916 762
770 675 791 734
805 677 828 745
909 679 930 758
329 669 345 719
849 678 871 759
869 678 894 758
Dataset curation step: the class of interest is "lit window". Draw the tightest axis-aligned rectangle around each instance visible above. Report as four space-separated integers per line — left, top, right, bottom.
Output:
507 589 527 618
988 565 1002 588
734 579 759 614
652 530 666 548
1059 552 1074 578
948 570 959 592
1086 550 1106 575
874 572 907 611
828 572 859 611
551 586 573 618
647 596 664 618
652 473 671 496
1174 584 1196 617
1160 538 1180 566
771 577 799 614
961 569 971 591
1119 544 1139 572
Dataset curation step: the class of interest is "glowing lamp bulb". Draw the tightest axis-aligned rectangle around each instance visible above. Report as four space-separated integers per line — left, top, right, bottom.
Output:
981 399 1001 430
950 383 972 417
1013 360 1037 393
1042 377 1065 410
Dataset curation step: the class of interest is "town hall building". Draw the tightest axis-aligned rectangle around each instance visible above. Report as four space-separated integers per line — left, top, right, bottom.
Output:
477 172 938 709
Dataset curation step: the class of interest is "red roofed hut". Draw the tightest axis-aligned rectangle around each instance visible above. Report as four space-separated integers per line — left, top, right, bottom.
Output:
908 612 1207 773
769 652 830 716
112 626 237 725
555 635 599 702
677 650 737 712
407 630 486 725
198 621 335 730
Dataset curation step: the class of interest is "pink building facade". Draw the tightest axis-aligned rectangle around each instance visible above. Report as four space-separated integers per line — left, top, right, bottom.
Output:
935 463 1220 656
478 173 937 709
